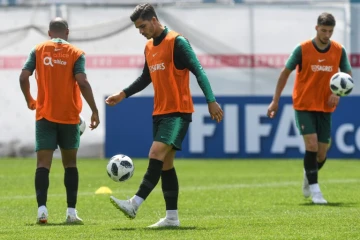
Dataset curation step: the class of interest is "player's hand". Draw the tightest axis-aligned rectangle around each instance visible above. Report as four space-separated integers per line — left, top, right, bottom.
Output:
267 100 278 118
27 98 36 111
328 93 340 108
208 102 223 123
105 91 126 106
89 111 100 130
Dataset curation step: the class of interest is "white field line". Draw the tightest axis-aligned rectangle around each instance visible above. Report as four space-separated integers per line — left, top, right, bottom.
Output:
0 179 359 200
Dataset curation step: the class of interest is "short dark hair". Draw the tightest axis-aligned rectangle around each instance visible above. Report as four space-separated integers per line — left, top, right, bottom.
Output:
130 3 158 22
49 18 68 32
317 12 336 26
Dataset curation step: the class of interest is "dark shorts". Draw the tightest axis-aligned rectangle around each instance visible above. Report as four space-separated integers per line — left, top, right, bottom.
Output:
153 116 190 151
36 118 80 151
294 110 332 144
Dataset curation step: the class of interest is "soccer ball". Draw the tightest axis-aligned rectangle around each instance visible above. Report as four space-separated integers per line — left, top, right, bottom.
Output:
79 115 86 136
329 72 354 97
106 154 135 182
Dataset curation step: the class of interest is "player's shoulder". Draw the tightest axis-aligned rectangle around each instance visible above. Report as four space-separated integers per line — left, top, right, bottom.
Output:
145 39 154 49
290 43 302 51
171 31 189 47
61 40 81 50
160 28 183 42
164 30 182 42
168 30 180 37
69 44 84 54
330 40 343 49
175 34 187 41
35 40 53 49
63 42 85 56
299 39 313 47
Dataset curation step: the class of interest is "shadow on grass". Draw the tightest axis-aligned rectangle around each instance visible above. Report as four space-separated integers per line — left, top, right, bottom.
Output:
146 226 199 231
26 222 91 226
299 202 358 207
111 227 137 231
112 226 201 231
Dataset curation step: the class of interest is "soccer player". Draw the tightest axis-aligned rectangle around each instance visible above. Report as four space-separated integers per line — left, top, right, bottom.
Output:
267 13 352 204
105 3 223 227
19 17 100 223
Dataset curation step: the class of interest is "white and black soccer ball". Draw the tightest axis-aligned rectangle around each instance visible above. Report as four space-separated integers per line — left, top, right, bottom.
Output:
79 115 86 136
329 72 354 97
106 154 135 182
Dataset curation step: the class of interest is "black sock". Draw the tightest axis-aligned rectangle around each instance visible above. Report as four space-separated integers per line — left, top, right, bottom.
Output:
161 168 179 210
318 158 327 170
304 151 318 184
64 167 78 208
135 159 163 200
35 167 49 207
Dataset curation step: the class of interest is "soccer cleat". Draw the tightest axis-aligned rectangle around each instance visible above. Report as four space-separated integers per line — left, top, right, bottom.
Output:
302 170 311 198
312 192 328 204
37 206 48 224
110 196 137 219
65 209 83 224
148 218 180 228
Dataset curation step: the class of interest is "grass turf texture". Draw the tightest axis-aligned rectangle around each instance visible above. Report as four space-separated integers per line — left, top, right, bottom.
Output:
0 158 359 240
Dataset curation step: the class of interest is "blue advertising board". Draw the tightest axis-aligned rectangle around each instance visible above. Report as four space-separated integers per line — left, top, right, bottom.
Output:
105 96 360 159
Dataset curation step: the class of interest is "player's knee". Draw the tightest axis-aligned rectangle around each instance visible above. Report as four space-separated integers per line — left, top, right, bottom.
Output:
37 157 51 167
149 143 170 161
37 150 53 168
148 150 165 161
37 161 51 169
305 141 318 152
63 160 77 168
62 155 77 168
317 152 327 162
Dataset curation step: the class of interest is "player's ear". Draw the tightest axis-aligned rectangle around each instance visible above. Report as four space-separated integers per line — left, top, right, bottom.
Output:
315 25 318 31
48 30 51 38
66 29 69 36
151 16 157 24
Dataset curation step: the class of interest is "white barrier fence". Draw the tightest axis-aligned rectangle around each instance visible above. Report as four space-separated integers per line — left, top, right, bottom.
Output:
0 3 354 157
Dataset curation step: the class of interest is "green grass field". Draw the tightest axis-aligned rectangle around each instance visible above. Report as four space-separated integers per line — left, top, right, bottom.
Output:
0 158 359 240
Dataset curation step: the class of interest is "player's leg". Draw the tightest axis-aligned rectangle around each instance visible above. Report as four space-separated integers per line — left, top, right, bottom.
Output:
149 117 189 228
35 118 57 223
295 110 325 203
136 141 173 199
305 112 332 204
110 141 172 219
161 149 178 221
58 122 83 223
110 117 174 219
317 142 328 169
302 133 325 201
110 117 188 220
316 112 332 171
147 149 180 227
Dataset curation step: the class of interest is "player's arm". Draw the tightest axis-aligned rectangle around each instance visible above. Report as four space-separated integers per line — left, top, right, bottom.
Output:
174 36 216 103
268 44 301 118
273 44 301 102
105 58 151 106
123 59 152 98
174 36 223 122
326 46 352 108
339 46 352 76
19 47 36 110
74 55 98 114
74 55 100 129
